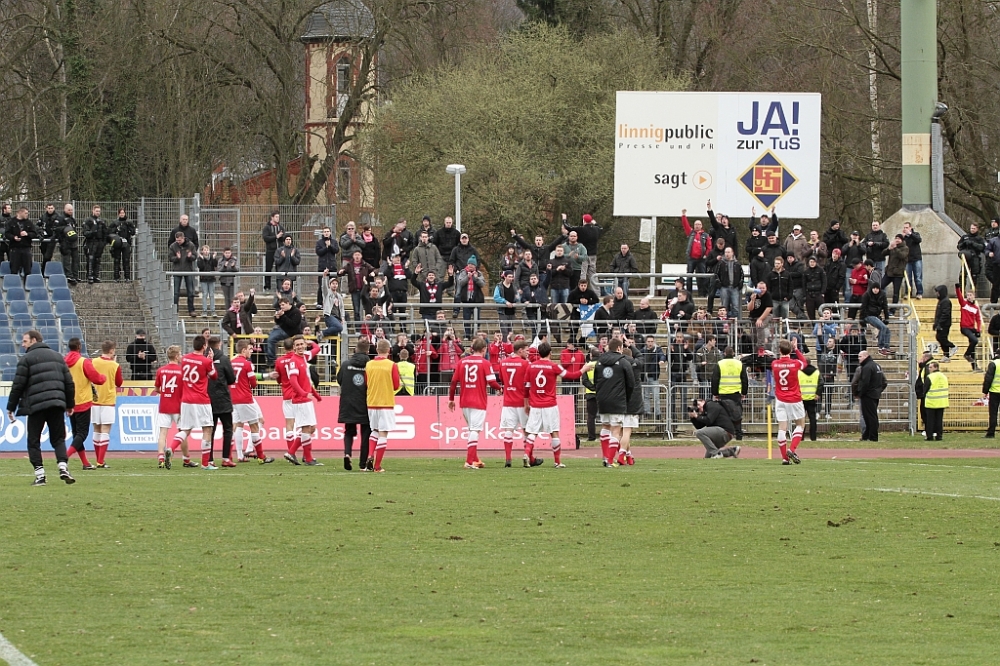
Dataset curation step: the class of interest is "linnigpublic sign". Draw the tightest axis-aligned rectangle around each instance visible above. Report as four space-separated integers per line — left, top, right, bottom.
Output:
614 91 821 218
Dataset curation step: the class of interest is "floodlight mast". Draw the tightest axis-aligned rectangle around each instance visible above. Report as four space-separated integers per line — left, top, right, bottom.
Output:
446 164 467 231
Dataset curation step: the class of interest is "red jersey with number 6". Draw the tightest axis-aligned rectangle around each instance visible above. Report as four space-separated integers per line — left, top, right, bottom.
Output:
771 350 807 403
155 364 183 414
180 352 217 405
525 360 565 408
499 356 530 407
449 355 501 410
230 355 257 405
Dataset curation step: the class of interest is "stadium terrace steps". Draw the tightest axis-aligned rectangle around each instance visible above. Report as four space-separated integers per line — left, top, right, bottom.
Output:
72 282 161 375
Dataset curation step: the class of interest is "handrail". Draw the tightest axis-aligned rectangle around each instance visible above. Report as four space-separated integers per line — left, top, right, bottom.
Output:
902 269 920 329
819 302 913 318
957 255 989 366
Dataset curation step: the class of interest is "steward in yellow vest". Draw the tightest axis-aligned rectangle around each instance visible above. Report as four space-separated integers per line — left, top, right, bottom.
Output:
580 352 599 442
396 349 416 396
983 357 1000 438
798 364 825 442
922 361 948 441
711 347 747 440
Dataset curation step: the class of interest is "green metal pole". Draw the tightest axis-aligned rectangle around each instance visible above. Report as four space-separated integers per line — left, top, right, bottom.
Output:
900 0 936 207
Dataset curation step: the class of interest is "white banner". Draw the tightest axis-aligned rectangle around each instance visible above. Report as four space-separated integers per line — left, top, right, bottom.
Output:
614 91 821 218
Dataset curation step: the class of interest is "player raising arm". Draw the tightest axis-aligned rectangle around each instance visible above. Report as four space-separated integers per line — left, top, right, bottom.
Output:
448 337 502 469
273 336 323 466
771 338 808 464
523 342 567 468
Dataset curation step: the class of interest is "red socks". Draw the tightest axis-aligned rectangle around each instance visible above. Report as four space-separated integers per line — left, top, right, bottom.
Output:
552 438 561 465
170 437 182 453
600 430 610 462
790 428 803 452
76 449 90 466
201 450 211 466
525 439 535 463
608 438 619 464
374 439 386 470
503 438 513 463
301 434 314 463
254 443 265 459
779 442 788 461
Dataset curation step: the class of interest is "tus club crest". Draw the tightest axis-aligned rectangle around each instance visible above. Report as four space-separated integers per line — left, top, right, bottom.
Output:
738 151 798 208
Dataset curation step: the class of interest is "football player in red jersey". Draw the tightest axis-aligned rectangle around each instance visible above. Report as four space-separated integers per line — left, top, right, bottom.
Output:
524 342 568 468
230 339 273 464
771 339 808 464
150 345 193 468
448 337 502 469
272 336 323 465
177 335 219 469
498 340 541 468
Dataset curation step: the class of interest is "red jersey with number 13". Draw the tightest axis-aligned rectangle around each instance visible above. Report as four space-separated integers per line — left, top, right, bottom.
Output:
525 360 565 408
155 364 183 414
449 355 500 410
499 356 530 407
771 350 807 403
181 352 217 405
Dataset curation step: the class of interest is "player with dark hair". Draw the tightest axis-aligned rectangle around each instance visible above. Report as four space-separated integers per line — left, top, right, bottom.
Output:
523 342 568 468
91 339 123 468
771 339 808 464
449 337 502 469
499 340 540 468
177 335 219 469
273 336 323 465
593 337 635 467
151 345 196 468
64 336 105 470
231 339 272 463
337 337 372 470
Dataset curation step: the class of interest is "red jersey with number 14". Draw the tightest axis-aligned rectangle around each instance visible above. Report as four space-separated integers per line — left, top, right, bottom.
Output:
771 350 807 403
449 355 500 410
181 352 217 405
155 364 183 414
230 355 257 405
499 356 530 407
525 360 565 408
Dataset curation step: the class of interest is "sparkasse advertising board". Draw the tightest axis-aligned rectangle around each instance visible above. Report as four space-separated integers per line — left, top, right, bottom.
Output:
614 91 821 218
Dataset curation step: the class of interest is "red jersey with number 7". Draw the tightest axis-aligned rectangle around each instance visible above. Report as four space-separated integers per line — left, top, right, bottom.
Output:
230 355 257 405
499 356 530 407
180 352 217 405
771 350 807 403
449 355 501 409
155 364 183 414
525 360 566 408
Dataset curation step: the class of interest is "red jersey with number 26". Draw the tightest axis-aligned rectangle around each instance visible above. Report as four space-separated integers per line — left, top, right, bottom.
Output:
230 355 257 405
525 360 565 408
499 356 530 407
771 350 807 403
449 356 500 410
181 352 217 405
155 364 183 414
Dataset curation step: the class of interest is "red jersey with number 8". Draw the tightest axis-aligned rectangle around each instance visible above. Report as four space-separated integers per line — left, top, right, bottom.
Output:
181 352 217 405
525 360 565 408
155 364 183 414
771 351 807 403
449 356 499 410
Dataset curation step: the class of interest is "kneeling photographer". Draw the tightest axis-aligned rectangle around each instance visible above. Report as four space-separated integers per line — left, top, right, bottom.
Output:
689 398 741 459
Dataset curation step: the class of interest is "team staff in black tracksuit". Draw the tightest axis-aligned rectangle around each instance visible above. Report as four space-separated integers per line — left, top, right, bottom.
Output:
208 336 237 466
83 206 109 283
593 339 635 466
854 350 887 441
38 203 61 275
57 203 82 284
5 206 37 284
109 209 136 281
7 331 77 486
337 338 372 471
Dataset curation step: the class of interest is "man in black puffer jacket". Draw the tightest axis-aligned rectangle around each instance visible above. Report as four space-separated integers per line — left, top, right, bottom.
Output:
7 330 76 486
337 338 372 470
594 338 635 467
208 336 237 466
932 285 955 360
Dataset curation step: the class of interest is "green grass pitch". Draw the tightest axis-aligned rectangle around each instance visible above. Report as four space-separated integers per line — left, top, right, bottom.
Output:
2 455 1000 665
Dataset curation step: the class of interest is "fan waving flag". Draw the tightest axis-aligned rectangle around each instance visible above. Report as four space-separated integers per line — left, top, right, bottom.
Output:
578 303 600 338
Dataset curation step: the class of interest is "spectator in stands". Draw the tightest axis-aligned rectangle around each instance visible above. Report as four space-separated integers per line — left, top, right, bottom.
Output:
748 245 769 289
899 222 924 299
860 283 892 355
610 244 639 295
592 295 616 339
0 204 9 263
762 229 786 268
215 247 238 307
747 282 773 347
382 219 414 265
317 275 346 340
338 221 364 266
5 206 36 285
196 245 219 315
713 246 743 320
223 294 252 338
807 230 828 266
82 205 108 283
561 212 602 287
696 334 723 390
448 232 479 274
410 230 445 284
567 278 599 342
823 220 848 257
637 335 665 418
455 258 486 339
880 234 909 305
664 290 695 325
545 245 572 304
125 329 157 380
266 298 303 365
382 255 412 314
784 224 809 264
956 284 982 369
338 249 377 322
803 255 827 320
362 283 390 321
816 335 839 419
561 231 588 288
670 332 695 417
841 230 866 289
412 267 454 321
419 215 434 237
610 286 634 323
514 250 539 297
987 232 1000 304
391 332 414 362
260 211 283 291
169 231 197 316
706 200 738 255
169 213 199 254
273 235 300 284
958 222 987 286
633 297 658 337
360 224 382 268
432 216 460 266
849 259 872 309
273 278 302 312
680 209 711 294
824 247 846 304
109 209 135 282
753 204 780 233
511 230 564 289
498 244 519 279
767 256 794 320
521 273 548 340
863 221 889 272
315 226 339 307
492 270 518 338
784 253 807 318
745 224 766 264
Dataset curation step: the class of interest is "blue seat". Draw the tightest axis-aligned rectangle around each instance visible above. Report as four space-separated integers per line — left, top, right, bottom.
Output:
30 262 41 275
2 275 21 291
0 339 15 356
5 287 25 302
32 301 53 317
51 287 72 302
39 327 59 346
12 312 32 327
27 288 49 304
1 367 15 381
63 326 84 342
0 353 16 369
59 313 79 328
0 314 9 327
0 262 9 276
25 274 44 290
0 301 7 315
54 300 76 316
8 301 29 317
44 263 64 277
47 274 68 289
35 314 56 328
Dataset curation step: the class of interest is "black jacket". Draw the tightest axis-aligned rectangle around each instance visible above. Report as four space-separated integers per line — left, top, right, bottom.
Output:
4 216 37 250
609 296 634 321
262 221 283 250
169 224 199 252
863 229 889 258
714 258 743 289
546 256 572 291
933 285 952 331
275 307 303 336
855 356 887 400
767 269 794 302
625 357 644 415
633 307 659 337
209 348 236 413
859 289 889 320
609 251 639 274
563 222 601 255
110 217 136 251
411 276 454 319
337 352 370 424
707 210 738 255
594 351 635 415
762 240 786 267
125 338 158 380
448 243 480 272
825 259 846 296
841 241 866 268
57 214 79 251
690 400 736 435
83 216 108 248
433 227 461 260
7 342 74 415
38 211 61 243
745 233 767 262
822 225 848 251
803 265 827 295
315 236 340 271
903 230 922 262
382 229 415 262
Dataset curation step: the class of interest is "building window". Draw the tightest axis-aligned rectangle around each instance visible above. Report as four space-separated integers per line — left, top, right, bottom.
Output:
335 58 351 117
337 159 351 203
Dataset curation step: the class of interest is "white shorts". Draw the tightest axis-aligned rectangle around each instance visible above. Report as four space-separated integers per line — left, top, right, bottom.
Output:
526 406 560 435
623 414 639 429
462 408 487 432
602 414 627 427
499 406 528 431
91 405 116 425
233 402 263 425
774 399 806 423
282 400 317 428
157 413 179 429
179 403 214 430
368 408 396 433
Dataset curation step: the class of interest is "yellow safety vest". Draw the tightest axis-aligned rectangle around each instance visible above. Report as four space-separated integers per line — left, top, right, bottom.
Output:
68 357 97 409
717 358 742 395
924 371 949 409
583 368 595 395
798 370 820 401
396 361 416 395
991 361 1000 394
92 356 119 406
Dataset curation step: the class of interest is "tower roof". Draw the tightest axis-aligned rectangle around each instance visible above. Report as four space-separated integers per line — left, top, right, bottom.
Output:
301 0 375 42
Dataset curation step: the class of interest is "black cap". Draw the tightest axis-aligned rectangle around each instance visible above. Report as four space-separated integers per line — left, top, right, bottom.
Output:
851 230 860 236
136 328 146 336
